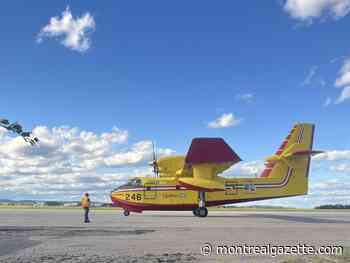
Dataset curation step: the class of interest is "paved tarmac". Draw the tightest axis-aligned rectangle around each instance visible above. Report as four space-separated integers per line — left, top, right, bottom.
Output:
0 209 349 262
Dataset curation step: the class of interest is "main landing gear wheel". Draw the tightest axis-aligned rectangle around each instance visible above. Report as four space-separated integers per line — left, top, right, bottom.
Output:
123 210 130 216
193 207 208 217
198 207 208 217
194 191 208 217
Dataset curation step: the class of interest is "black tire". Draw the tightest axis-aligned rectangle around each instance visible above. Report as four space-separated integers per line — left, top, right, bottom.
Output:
198 207 208 218
193 208 199 217
123 210 130 216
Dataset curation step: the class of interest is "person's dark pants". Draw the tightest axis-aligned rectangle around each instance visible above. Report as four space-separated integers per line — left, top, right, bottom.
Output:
84 208 90 223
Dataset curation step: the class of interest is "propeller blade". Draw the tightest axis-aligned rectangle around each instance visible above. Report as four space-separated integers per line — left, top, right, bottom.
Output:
151 141 159 177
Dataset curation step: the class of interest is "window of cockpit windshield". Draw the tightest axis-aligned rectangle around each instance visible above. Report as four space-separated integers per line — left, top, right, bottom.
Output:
127 178 142 187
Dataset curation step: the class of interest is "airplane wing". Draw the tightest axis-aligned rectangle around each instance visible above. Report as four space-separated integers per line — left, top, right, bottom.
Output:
178 138 241 191
185 138 241 168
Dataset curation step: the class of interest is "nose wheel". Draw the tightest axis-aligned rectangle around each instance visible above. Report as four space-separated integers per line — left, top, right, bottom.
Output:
123 209 130 216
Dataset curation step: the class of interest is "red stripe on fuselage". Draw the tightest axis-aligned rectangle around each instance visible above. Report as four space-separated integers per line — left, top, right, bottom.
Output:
177 181 224 192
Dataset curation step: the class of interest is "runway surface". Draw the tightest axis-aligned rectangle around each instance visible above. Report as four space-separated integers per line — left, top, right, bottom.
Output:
0 209 349 262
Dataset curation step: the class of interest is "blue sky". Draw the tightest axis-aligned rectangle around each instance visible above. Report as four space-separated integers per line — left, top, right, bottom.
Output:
1 1 350 207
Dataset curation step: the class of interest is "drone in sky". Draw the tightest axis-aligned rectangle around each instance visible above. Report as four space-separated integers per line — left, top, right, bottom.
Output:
0 118 39 146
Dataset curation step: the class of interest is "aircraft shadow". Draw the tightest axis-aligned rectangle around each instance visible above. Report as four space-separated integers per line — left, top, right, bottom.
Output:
231 214 350 224
146 214 350 224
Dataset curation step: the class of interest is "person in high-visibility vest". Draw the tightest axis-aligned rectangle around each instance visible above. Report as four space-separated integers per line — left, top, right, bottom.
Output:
81 193 91 223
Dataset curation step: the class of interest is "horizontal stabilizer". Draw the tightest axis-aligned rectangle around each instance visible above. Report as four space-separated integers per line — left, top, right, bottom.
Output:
261 123 317 178
291 150 324 157
185 138 241 165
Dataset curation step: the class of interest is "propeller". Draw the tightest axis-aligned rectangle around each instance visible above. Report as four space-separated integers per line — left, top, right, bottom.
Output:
151 141 159 177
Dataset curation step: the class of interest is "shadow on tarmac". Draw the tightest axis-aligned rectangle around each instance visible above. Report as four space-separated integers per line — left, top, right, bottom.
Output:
144 213 350 224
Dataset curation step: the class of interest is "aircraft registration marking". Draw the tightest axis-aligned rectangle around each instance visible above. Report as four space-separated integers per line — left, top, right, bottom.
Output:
125 193 143 201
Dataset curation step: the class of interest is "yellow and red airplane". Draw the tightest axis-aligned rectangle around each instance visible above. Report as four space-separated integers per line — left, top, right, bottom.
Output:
111 123 322 217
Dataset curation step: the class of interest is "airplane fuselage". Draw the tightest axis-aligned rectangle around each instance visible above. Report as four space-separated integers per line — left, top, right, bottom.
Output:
110 168 305 213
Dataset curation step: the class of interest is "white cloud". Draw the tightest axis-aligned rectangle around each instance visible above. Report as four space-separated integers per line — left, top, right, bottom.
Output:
330 163 350 172
221 161 264 178
104 141 174 167
310 179 350 200
319 78 327 87
335 58 350 87
300 66 328 90
0 125 174 201
284 0 350 22
330 56 346 64
101 127 128 144
235 93 254 103
335 86 350 103
301 66 318 86
323 97 332 107
37 6 95 52
332 58 350 104
208 113 242 129
313 150 350 161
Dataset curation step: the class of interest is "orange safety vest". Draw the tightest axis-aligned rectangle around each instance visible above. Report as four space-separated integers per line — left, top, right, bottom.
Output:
81 196 90 208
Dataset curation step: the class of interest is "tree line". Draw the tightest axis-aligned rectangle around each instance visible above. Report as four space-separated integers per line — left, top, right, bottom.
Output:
315 204 350 209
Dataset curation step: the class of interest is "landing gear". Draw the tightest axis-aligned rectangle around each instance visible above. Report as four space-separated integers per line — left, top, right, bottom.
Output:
193 207 208 217
123 209 130 216
198 207 208 217
199 191 206 208
192 192 208 217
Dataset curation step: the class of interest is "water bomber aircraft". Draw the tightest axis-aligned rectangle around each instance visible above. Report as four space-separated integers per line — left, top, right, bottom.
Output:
111 123 322 217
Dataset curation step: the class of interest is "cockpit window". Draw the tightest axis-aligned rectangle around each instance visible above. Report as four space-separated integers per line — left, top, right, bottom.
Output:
114 178 143 191
127 178 142 187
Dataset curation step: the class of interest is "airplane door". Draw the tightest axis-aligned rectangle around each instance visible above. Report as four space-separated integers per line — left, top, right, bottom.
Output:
144 185 157 199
